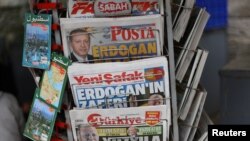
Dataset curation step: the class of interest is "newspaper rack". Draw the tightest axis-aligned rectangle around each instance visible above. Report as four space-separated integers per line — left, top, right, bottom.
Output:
26 0 179 140
22 0 213 140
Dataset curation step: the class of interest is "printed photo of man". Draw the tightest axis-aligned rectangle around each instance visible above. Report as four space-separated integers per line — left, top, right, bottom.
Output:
78 125 99 141
132 4 145 16
145 3 159 15
127 126 139 141
148 94 164 106
69 28 94 63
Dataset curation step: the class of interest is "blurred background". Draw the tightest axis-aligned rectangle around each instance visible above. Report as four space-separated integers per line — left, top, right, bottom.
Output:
0 0 250 137
0 0 36 114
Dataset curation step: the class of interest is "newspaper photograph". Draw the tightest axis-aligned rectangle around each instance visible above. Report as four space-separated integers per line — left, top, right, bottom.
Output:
60 15 163 62
68 0 162 18
132 0 163 16
70 105 169 141
68 56 170 111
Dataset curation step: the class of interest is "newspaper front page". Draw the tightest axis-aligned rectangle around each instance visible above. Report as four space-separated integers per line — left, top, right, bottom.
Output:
68 0 163 18
70 105 169 141
60 15 163 62
68 56 170 111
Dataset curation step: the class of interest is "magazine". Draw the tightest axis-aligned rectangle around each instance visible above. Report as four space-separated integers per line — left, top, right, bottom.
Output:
23 89 57 141
22 13 52 70
70 105 169 141
60 15 163 62
39 53 71 110
68 0 162 18
67 56 170 111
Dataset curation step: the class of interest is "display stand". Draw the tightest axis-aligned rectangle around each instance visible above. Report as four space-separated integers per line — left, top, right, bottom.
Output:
23 0 180 141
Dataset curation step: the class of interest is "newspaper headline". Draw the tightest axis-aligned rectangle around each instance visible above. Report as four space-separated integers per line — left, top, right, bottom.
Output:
70 105 169 141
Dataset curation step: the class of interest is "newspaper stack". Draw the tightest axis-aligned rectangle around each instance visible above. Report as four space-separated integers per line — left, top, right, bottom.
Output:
62 0 176 141
61 0 212 141
70 105 169 141
67 56 172 141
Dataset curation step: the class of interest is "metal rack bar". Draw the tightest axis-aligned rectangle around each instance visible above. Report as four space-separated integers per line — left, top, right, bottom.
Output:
164 0 179 140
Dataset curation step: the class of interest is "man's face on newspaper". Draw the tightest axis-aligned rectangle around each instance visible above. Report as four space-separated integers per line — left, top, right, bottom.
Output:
70 32 90 57
148 94 164 106
79 126 99 141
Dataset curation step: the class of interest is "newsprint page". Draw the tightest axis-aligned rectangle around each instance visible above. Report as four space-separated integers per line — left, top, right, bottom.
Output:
60 15 164 62
68 57 170 113
70 105 169 141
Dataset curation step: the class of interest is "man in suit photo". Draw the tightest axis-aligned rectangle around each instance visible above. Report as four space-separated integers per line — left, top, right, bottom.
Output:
69 28 94 63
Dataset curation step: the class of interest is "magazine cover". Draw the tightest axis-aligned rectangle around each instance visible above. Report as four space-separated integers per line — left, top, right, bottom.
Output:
24 89 57 141
39 53 71 110
22 13 52 70
68 0 162 18
70 105 169 141
60 15 163 62
68 56 171 117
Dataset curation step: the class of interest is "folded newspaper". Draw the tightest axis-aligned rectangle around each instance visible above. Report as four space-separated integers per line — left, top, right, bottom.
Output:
68 56 170 110
60 15 164 62
70 105 169 141
67 0 163 18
